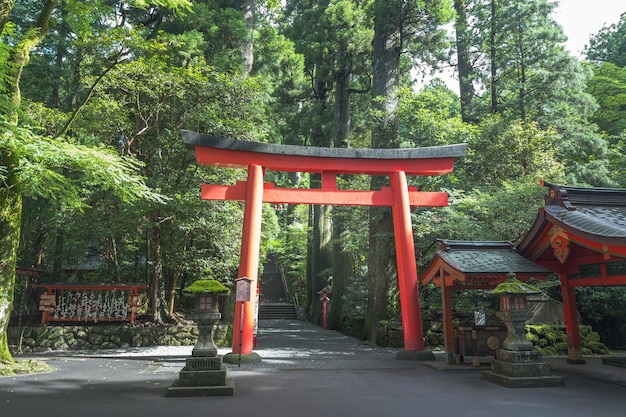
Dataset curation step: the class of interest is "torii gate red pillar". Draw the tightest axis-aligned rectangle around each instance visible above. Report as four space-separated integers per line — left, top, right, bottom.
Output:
181 130 466 357
232 165 264 354
391 171 424 350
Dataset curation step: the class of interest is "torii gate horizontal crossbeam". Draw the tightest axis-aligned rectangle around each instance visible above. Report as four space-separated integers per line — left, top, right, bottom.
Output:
202 182 449 207
182 130 467 176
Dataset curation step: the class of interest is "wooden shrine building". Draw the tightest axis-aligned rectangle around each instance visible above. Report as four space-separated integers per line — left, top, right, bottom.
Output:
517 182 626 363
419 240 552 364
422 182 626 365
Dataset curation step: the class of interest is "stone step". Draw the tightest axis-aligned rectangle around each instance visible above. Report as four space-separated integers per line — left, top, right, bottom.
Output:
258 303 298 320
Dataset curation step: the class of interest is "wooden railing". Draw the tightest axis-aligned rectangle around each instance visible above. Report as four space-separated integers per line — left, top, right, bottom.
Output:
34 283 148 324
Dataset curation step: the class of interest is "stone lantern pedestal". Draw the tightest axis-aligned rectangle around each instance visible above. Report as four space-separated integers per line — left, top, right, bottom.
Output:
481 274 564 388
166 280 234 397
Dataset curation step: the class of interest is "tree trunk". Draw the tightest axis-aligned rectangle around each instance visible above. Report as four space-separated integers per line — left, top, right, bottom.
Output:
31 226 47 268
328 208 353 330
242 0 254 73
0 0 56 362
148 221 166 323
0 145 23 363
0 0 17 34
454 0 475 122
307 79 332 324
309 187 332 324
52 228 64 281
516 22 527 122
365 208 395 344
328 48 353 330
366 4 401 343
168 270 180 317
490 0 498 113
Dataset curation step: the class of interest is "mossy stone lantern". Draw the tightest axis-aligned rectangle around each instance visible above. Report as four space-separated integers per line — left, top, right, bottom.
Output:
492 273 540 351
183 279 230 357
482 273 563 388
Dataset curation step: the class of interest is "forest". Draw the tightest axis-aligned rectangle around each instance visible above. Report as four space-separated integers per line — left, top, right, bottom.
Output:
1 0 626 363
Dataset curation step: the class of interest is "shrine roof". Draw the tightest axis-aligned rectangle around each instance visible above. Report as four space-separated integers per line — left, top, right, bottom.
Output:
518 183 626 258
542 183 626 241
434 240 550 274
420 240 551 287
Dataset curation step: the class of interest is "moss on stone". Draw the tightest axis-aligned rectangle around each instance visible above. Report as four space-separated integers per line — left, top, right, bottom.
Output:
526 324 610 355
183 279 230 295
492 273 540 295
0 359 51 377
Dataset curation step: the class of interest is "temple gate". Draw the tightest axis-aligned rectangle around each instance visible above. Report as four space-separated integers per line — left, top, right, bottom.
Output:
182 130 467 356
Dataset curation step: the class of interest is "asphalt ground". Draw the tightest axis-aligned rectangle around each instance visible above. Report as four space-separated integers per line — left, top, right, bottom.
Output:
2 319 626 417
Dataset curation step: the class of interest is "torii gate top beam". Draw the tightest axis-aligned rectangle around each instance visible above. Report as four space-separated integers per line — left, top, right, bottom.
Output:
181 130 467 176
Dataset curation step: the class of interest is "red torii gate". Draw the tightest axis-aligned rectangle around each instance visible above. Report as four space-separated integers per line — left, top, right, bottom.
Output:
182 130 467 357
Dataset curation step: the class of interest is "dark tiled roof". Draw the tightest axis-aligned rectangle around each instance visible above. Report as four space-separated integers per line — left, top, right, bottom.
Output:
543 183 626 242
437 240 551 274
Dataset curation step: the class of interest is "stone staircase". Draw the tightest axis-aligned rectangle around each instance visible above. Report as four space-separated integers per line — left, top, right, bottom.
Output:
258 303 298 320
258 257 298 320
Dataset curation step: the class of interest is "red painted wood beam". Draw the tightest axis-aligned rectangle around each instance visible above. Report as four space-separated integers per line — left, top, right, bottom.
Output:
567 275 626 287
201 182 448 207
193 146 458 176
34 284 148 292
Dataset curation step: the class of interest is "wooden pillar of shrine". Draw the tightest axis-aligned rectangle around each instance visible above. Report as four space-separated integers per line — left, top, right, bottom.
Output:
440 276 455 364
560 272 585 363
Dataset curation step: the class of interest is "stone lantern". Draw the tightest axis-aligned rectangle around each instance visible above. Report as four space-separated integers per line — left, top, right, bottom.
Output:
494 272 539 351
481 273 563 388
167 279 235 396
185 280 229 357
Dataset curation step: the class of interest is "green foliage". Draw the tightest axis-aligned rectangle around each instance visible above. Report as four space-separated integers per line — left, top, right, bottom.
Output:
576 286 626 348
413 180 546 268
586 13 626 67
131 0 192 11
274 204 310 299
461 116 564 187
158 0 248 72
587 62 626 137
1 122 162 210
396 83 470 149
0 23 14 116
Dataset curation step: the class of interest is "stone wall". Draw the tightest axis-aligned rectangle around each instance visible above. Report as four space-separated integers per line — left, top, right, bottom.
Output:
7 323 233 354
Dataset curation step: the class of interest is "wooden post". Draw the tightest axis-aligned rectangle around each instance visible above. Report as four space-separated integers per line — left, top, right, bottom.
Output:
390 171 425 351
560 273 584 363
441 277 455 364
232 165 264 355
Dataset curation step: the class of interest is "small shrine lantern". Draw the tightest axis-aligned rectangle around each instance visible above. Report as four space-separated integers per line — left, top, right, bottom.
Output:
492 273 541 351
183 279 230 357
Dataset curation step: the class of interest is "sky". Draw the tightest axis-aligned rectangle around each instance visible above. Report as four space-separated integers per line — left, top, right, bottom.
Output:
555 0 625 57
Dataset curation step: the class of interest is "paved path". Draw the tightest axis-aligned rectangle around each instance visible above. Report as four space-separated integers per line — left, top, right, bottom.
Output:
2 319 626 417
